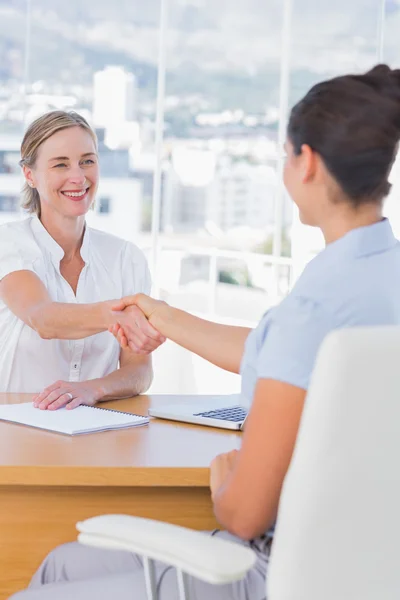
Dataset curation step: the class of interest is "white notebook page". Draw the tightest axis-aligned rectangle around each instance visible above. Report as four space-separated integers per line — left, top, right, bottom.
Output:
0 402 149 435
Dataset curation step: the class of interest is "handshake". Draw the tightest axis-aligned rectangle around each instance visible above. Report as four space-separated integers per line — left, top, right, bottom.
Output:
109 293 168 355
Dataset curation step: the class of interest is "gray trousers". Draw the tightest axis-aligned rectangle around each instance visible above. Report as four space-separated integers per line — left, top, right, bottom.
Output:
9 530 269 600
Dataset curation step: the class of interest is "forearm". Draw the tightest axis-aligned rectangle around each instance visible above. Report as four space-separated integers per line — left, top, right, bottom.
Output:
212 481 275 541
213 491 243 538
29 300 117 340
154 307 251 373
212 382 304 540
92 358 153 401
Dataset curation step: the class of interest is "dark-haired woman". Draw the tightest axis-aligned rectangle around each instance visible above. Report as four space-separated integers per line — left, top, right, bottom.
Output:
11 64 400 600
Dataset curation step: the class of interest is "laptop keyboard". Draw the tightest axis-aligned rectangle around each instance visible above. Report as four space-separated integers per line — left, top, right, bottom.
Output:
193 405 247 423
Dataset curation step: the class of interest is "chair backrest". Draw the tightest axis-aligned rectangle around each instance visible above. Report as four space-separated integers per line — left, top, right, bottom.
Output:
268 327 400 600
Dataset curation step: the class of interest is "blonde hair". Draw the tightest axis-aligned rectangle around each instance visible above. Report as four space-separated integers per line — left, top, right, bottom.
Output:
19 110 98 215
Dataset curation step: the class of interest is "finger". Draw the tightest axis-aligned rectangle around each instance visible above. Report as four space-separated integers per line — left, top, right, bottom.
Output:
112 323 127 346
66 397 82 410
34 394 50 408
125 330 160 353
228 450 239 466
116 327 128 349
109 325 125 348
121 318 164 350
128 341 150 355
133 313 166 342
111 303 123 311
113 323 128 342
126 332 147 352
109 323 121 337
109 323 123 337
141 339 163 352
47 393 75 411
38 389 67 410
113 318 157 353
111 295 137 311
33 381 63 407
110 323 121 337
140 335 164 352
43 380 65 393
127 334 158 354
111 302 127 311
126 326 159 349
36 390 56 409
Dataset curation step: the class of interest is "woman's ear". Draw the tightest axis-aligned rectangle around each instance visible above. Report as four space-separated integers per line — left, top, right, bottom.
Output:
300 144 317 183
22 165 35 188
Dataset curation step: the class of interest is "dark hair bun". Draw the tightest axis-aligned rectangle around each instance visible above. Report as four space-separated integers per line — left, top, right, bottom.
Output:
365 63 400 84
358 64 400 122
287 63 400 206
367 64 393 78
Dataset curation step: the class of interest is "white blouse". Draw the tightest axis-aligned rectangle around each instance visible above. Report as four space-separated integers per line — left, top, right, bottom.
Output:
0 216 151 393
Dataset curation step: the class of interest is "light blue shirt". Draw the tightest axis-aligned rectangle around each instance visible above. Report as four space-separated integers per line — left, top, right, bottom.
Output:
241 219 400 403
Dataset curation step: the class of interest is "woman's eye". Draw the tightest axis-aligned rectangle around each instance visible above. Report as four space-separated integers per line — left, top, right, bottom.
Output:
82 159 95 165
54 163 67 168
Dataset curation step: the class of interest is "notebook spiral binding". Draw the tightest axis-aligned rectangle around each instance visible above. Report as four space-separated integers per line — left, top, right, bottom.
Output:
90 406 148 419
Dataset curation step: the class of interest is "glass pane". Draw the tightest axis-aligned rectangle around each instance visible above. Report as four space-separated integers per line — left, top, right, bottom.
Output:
9 0 160 246
289 0 384 278
161 0 283 324
382 1 400 237
0 0 29 224
382 0 400 65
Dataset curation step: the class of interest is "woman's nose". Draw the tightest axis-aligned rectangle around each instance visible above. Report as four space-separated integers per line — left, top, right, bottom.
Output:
68 167 86 185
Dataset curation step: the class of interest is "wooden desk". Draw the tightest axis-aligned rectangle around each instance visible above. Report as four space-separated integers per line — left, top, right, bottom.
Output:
0 393 241 598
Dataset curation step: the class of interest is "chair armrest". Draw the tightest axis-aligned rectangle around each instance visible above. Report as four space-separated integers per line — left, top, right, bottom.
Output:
77 514 256 585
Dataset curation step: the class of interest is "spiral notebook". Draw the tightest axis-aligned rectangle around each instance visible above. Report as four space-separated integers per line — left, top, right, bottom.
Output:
0 402 149 435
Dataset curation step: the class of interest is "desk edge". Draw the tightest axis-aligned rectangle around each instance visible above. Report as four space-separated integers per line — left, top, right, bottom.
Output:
0 466 211 487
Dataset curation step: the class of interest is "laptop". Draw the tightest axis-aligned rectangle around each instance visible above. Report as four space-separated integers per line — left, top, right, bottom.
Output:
148 394 248 431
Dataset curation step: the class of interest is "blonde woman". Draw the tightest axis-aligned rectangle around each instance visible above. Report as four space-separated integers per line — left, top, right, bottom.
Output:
0 111 164 407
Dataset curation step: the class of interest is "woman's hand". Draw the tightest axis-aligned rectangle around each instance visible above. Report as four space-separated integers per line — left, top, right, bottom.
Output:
32 380 103 411
209 449 239 501
110 295 168 353
112 294 168 326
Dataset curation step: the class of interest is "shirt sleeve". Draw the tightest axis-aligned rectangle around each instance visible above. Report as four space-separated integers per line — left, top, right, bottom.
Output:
0 227 40 281
121 242 152 296
256 295 335 390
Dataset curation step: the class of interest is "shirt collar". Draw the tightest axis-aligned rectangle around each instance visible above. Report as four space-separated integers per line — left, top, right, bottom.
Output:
315 218 398 264
30 215 91 267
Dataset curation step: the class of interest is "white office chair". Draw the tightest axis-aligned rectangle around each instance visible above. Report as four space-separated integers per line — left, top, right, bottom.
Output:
267 326 400 600
77 327 400 600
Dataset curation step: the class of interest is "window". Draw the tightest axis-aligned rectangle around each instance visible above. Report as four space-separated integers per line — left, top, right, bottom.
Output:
4 0 395 393
98 197 111 214
0 195 19 213
0 151 20 175
290 0 392 279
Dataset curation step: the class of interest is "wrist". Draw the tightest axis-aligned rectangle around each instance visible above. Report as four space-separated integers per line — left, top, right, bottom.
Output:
150 301 173 334
100 300 118 329
88 378 106 402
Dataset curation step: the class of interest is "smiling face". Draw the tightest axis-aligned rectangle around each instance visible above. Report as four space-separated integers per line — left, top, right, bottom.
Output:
23 126 99 220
